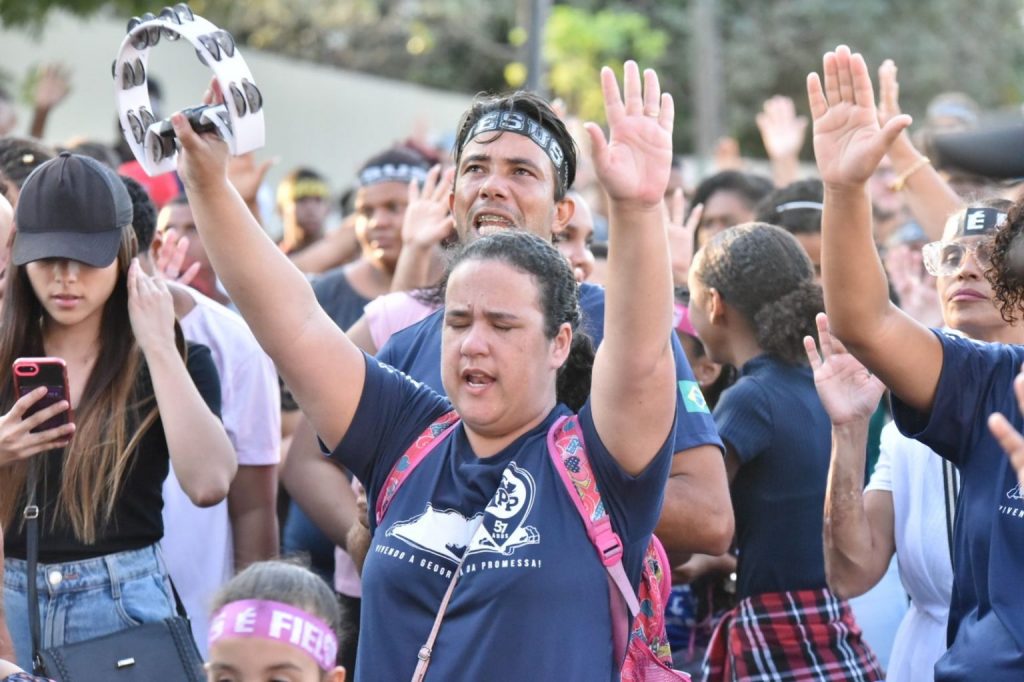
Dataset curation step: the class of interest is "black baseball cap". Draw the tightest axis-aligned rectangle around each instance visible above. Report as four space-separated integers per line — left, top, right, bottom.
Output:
12 151 132 267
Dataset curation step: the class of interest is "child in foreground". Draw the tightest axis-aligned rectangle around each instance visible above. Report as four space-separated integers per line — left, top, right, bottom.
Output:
206 561 346 682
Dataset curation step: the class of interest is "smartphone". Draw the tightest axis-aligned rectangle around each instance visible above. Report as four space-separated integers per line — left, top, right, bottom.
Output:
12 357 72 434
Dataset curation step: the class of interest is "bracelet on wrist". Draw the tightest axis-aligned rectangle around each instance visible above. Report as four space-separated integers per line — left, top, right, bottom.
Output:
888 156 931 191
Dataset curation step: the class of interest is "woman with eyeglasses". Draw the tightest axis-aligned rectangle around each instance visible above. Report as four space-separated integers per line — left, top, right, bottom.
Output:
812 199 1018 682
810 44 1024 681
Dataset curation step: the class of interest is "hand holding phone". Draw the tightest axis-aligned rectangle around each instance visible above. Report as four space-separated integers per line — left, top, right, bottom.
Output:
4 358 74 455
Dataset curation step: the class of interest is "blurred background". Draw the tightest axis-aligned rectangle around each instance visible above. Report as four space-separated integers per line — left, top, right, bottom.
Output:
1 0 1021 207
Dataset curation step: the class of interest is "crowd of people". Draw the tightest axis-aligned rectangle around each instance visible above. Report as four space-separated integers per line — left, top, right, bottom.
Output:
0 33 1022 682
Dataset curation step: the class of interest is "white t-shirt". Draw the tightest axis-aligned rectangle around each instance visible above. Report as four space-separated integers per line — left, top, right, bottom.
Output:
865 421 955 682
161 286 281 655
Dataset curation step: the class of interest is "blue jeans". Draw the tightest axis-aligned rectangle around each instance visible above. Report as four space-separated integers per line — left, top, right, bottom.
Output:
2 545 175 670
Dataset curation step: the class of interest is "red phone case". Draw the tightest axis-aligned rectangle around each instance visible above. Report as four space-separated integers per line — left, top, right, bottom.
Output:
13 357 72 434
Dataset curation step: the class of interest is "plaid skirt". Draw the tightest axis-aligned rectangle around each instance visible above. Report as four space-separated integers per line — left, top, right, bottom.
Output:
701 588 883 682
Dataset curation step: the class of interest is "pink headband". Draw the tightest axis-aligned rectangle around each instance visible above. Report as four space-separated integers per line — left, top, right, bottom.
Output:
209 599 338 671
674 302 697 338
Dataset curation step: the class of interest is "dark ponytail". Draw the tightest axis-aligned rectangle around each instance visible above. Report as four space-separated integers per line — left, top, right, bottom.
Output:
752 281 824 365
695 222 822 365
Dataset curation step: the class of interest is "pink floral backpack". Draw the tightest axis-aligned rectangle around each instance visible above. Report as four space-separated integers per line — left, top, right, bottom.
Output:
376 411 690 681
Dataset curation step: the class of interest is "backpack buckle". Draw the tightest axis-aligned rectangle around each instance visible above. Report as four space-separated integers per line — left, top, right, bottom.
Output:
595 525 623 567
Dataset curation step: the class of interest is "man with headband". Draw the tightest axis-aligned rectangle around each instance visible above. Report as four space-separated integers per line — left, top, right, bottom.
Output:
310 146 430 328
817 201 1020 681
369 91 733 560
277 168 331 256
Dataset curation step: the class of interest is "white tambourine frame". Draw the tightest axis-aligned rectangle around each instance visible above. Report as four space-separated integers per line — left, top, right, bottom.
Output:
114 4 265 176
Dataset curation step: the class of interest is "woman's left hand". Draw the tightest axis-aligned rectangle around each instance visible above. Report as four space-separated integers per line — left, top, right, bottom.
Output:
127 259 177 355
585 61 674 210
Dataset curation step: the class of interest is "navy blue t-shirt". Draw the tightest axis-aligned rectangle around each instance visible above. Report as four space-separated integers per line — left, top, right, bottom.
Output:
377 281 723 455
892 331 1024 681
333 355 675 681
713 354 831 599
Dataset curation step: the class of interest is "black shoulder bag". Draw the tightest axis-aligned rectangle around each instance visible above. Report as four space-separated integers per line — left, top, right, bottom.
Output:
23 455 205 681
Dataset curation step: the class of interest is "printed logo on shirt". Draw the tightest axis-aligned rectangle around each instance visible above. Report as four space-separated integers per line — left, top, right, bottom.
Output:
467 463 540 557
378 462 542 579
998 482 1024 520
679 380 710 414
386 505 484 563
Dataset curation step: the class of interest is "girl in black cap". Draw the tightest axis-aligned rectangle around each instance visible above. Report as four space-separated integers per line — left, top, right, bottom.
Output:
0 152 235 669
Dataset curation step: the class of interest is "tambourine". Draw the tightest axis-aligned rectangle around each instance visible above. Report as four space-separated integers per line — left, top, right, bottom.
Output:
114 4 265 177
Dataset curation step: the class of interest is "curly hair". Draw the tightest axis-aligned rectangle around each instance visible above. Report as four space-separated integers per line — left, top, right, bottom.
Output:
985 198 1024 322
444 230 594 410
695 223 824 365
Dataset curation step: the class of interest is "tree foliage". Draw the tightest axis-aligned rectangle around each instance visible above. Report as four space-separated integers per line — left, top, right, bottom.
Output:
545 6 667 123
717 0 1024 154
0 0 149 27
2 0 1022 155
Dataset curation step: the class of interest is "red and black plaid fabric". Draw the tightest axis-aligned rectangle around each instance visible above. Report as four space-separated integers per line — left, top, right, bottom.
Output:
701 588 883 682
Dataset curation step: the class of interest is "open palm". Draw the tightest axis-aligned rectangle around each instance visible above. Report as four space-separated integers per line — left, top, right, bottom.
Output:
586 62 673 207
804 313 885 425
807 45 911 188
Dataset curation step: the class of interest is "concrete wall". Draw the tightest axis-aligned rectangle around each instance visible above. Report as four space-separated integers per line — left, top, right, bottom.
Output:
0 10 472 193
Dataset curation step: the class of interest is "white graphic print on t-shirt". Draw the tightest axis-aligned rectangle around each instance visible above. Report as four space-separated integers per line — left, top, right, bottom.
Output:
384 462 541 564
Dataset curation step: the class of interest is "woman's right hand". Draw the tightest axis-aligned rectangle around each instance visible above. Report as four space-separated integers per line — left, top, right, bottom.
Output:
172 80 231 193
804 313 886 426
0 387 74 465
807 45 911 189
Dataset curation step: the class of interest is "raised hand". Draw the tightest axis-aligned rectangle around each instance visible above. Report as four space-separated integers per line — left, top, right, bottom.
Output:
757 95 807 160
988 368 1024 487
0 387 74 465
33 63 71 111
665 189 702 285
154 227 201 286
883 244 941 327
714 136 743 171
401 164 455 249
804 312 885 425
807 45 912 188
877 59 902 126
228 152 275 205
173 79 232 193
585 61 674 209
127 259 177 355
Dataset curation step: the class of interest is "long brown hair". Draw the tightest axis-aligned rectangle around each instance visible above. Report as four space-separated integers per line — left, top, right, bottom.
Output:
0 227 161 543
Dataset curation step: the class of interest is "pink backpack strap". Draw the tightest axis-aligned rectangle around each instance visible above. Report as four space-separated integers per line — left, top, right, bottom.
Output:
547 415 639 664
375 410 460 526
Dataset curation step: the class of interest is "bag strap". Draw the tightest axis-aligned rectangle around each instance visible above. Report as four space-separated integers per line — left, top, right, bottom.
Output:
23 456 44 674
376 410 459 526
409 463 512 682
410 552 467 682
941 458 960 568
23 454 189 674
546 415 638 668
